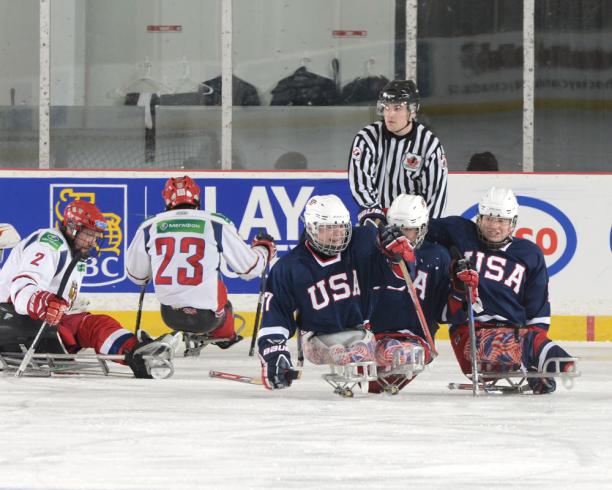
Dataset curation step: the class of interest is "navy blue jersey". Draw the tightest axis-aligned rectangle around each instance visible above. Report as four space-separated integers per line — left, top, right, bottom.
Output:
258 226 385 344
427 216 550 330
369 241 451 339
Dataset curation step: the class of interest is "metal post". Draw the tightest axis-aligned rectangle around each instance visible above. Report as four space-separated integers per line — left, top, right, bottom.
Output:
39 0 51 169
522 0 535 172
405 0 418 83
221 0 233 170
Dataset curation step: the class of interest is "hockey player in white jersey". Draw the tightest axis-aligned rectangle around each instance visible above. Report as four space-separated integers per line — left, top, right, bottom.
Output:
126 175 276 350
0 201 174 378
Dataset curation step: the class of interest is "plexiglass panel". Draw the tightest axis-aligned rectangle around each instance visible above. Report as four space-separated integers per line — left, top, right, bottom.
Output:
49 0 221 169
0 0 39 168
534 0 612 171
418 0 523 171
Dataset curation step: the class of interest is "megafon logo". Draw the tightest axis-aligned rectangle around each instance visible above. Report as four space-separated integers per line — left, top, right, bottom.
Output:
461 196 577 277
51 184 128 286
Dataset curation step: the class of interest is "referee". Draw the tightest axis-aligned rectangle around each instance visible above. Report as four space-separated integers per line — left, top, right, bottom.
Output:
348 80 448 222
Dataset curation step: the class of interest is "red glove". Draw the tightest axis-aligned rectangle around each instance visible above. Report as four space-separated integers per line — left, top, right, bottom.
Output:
380 225 415 263
451 259 479 305
27 290 69 325
252 231 277 263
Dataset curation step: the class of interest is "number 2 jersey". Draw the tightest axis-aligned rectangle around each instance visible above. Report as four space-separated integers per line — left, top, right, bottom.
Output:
126 208 267 311
0 228 84 314
427 216 551 331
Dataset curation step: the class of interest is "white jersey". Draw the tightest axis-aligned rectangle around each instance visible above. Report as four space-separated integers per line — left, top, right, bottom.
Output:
126 208 266 311
0 228 84 315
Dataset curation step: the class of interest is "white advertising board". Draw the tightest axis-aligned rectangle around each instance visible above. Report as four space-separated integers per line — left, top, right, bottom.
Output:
447 174 612 315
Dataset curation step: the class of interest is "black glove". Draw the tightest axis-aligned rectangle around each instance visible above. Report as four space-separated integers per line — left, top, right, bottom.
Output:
252 231 277 263
259 339 295 390
379 224 415 263
357 207 387 227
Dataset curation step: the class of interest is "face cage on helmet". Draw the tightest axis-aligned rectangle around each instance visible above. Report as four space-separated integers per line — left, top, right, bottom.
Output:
306 222 352 256
476 215 517 250
376 100 419 117
400 223 428 250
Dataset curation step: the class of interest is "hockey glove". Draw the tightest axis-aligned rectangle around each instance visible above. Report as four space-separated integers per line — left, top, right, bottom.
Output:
252 231 277 264
259 339 296 390
451 258 480 306
27 290 69 325
357 206 387 227
379 224 415 263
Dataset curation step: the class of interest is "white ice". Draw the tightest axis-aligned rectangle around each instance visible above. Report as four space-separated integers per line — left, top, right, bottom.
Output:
1 340 611 490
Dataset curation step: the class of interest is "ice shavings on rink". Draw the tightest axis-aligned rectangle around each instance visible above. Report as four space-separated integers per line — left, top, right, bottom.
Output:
1 340 611 490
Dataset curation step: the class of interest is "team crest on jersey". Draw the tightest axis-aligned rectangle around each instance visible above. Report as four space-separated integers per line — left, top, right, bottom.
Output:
402 152 422 172
50 184 128 287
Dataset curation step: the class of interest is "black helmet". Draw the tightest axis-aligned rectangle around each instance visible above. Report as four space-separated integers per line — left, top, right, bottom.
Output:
377 80 420 116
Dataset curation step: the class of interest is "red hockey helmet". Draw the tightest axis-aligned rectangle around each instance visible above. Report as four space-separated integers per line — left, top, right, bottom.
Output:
162 176 201 209
62 200 107 238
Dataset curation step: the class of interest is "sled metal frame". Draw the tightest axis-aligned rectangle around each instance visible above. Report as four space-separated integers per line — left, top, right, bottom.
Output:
0 347 175 379
448 357 581 395
376 346 427 395
322 361 378 398
183 313 246 357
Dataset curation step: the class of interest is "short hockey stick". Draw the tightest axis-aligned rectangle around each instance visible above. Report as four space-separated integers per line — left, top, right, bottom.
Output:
450 246 480 396
209 370 263 385
134 281 148 340
15 252 84 378
398 260 438 358
248 263 269 357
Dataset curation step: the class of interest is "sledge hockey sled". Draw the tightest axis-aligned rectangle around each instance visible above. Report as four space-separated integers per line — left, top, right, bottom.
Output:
183 313 246 357
448 356 581 395
322 361 378 398
0 335 179 379
375 345 427 395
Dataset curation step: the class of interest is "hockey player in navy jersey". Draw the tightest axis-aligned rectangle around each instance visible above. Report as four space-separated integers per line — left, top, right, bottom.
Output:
257 194 415 390
427 187 575 394
367 194 451 393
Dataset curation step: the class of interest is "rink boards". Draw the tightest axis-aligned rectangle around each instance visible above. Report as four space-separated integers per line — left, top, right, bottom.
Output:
0 169 610 341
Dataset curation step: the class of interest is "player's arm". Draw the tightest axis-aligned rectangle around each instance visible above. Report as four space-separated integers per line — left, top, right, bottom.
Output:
523 248 551 332
348 130 380 209
125 223 153 285
256 264 299 389
10 233 68 324
220 220 275 279
421 144 448 219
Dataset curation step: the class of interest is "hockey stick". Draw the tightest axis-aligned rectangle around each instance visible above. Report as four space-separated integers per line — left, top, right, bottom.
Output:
398 260 438 358
134 281 148 340
248 263 269 357
209 370 263 385
15 252 84 378
450 246 480 396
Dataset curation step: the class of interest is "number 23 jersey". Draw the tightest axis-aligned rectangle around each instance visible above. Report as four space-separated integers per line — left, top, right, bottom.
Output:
126 208 266 310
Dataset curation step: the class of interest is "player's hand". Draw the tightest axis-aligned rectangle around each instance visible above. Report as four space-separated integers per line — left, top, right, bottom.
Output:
451 259 479 305
379 225 415 263
357 207 387 227
259 339 295 390
252 231 277 263
27 290 69 325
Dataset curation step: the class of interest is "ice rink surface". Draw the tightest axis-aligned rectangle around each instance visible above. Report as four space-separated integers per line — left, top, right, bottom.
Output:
1 340 611 490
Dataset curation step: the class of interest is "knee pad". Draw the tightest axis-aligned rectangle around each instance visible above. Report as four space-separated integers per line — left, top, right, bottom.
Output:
304 329 375 365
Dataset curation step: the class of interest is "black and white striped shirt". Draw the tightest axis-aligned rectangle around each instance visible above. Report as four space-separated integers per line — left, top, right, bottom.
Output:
348 121 448 218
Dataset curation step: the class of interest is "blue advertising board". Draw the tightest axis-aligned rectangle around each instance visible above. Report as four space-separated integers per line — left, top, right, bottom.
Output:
0 174 353 294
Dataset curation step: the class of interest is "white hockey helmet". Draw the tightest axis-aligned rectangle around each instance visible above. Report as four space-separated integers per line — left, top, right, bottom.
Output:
303 195 352 255
387 194 429 249
477 187 518 248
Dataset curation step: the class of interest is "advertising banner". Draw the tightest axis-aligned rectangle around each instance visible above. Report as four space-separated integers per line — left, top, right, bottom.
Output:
0 171 610 319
